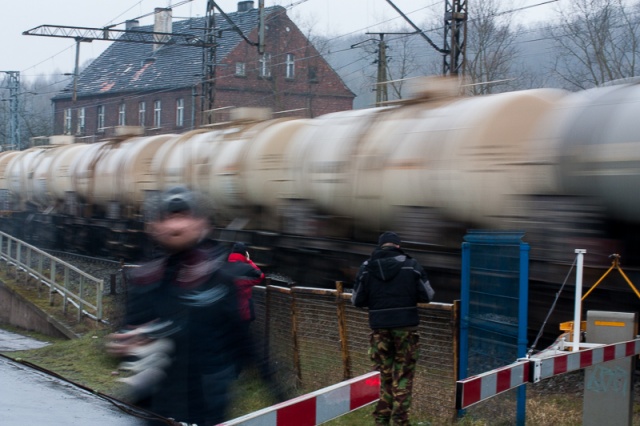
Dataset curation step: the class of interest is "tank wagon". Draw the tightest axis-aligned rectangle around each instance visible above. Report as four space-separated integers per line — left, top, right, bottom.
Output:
1 78 639 274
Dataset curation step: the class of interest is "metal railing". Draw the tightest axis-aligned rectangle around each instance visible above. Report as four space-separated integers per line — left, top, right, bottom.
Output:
0 232 104 322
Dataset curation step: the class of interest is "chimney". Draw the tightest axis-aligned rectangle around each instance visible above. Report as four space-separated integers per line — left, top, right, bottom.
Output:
125 19 139 30
153 7 172 51
238 1 254 12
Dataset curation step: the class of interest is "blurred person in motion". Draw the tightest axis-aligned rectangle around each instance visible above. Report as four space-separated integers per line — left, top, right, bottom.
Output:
106 186 240 426
225 242 264 373
351 231 434 426
224 242 287 402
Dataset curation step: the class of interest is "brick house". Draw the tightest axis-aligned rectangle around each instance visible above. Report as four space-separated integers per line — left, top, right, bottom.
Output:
52 1 354 140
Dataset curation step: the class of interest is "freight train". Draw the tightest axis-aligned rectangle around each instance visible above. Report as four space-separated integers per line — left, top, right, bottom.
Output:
1 77 639 290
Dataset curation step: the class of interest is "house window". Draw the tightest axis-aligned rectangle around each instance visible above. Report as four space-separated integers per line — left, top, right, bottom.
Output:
118 103 126 126
97 105 105 131
77 108 85 135
235 62 246 76
154 100 162 128
308 66 318 83
64 108 72 134
176 98 184 127
259 53 271 78
286 54 295 79
138 102 146 127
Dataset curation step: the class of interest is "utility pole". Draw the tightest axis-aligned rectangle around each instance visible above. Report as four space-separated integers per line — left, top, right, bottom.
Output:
363 31 416 105
202 0 217 125
383 0 467 77
442 0 468 76
199 1 264 124
1 71 21 150
369 33 388 106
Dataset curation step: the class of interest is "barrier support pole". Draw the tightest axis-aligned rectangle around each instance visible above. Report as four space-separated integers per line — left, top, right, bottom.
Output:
573 249 586 352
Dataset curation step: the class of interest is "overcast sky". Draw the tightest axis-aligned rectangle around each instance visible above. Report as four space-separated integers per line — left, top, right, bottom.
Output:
1 0 559 83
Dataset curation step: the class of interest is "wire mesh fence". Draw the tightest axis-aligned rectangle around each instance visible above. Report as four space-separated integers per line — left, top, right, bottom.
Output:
250 281 459 423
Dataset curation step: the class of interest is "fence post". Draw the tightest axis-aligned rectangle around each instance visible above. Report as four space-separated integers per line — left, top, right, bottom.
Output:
336 281 352 380
110 273 116 295
290 287 302 387
16 240 22 283
452 299 461 422
77 276 84 323
263 282 272 373
97 279 103 321
120 260 127 295
37 252 43 297
63 266 69 314
49 261 56 306
16 240 21 276
25 247 31 285
6 236 11 263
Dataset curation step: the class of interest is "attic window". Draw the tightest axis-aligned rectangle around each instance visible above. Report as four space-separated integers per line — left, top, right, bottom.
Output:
154 100 162 128
97 105 105 132
286 54 295 79
119 103 126 126
259 53 271 78
64 108 72 135
77 108 85 135
235 62 246 77
308 66 318 83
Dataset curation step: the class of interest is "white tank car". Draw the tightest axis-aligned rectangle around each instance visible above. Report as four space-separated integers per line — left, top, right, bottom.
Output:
241 118 311 228
552 82 640 223
198 120 296 222
70 135 175 217
5 147 55 210
285 108 387 216
151 129 219 192
0 151 21 203
30 143 89 209
281 88 565 237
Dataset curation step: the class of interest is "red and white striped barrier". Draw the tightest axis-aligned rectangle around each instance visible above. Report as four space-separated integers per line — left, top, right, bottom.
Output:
456 360 529 410
531 338 640 382
220 371 380 426
456 337 640 410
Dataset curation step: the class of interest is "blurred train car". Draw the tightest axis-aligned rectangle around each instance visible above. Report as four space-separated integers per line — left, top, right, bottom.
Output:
0 78 638 278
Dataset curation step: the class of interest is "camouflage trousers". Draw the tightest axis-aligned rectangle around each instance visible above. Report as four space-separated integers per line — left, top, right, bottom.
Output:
369 329 419 426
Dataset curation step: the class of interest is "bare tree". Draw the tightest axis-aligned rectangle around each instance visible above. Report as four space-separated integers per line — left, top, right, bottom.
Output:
22 76 59 141
464 0 521 95
548 0 640 90
385 33 423 100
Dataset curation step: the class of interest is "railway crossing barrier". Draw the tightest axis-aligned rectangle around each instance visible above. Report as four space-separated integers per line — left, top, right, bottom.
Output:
455 359 530 410
220 371 380 426
456 337 640 410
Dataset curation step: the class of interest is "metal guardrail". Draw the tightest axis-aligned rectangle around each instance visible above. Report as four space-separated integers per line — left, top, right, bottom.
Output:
0 232 104 322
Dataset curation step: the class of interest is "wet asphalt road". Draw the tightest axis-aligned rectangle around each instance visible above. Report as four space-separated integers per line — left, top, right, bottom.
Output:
0 329 147 425
0 328 51 351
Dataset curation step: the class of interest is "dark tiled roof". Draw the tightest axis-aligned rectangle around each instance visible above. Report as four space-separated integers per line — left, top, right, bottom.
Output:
56 6 284 100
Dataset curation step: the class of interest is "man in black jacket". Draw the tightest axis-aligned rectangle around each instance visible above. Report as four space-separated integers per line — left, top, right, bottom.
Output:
352 231 434 426
107 187 240 426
